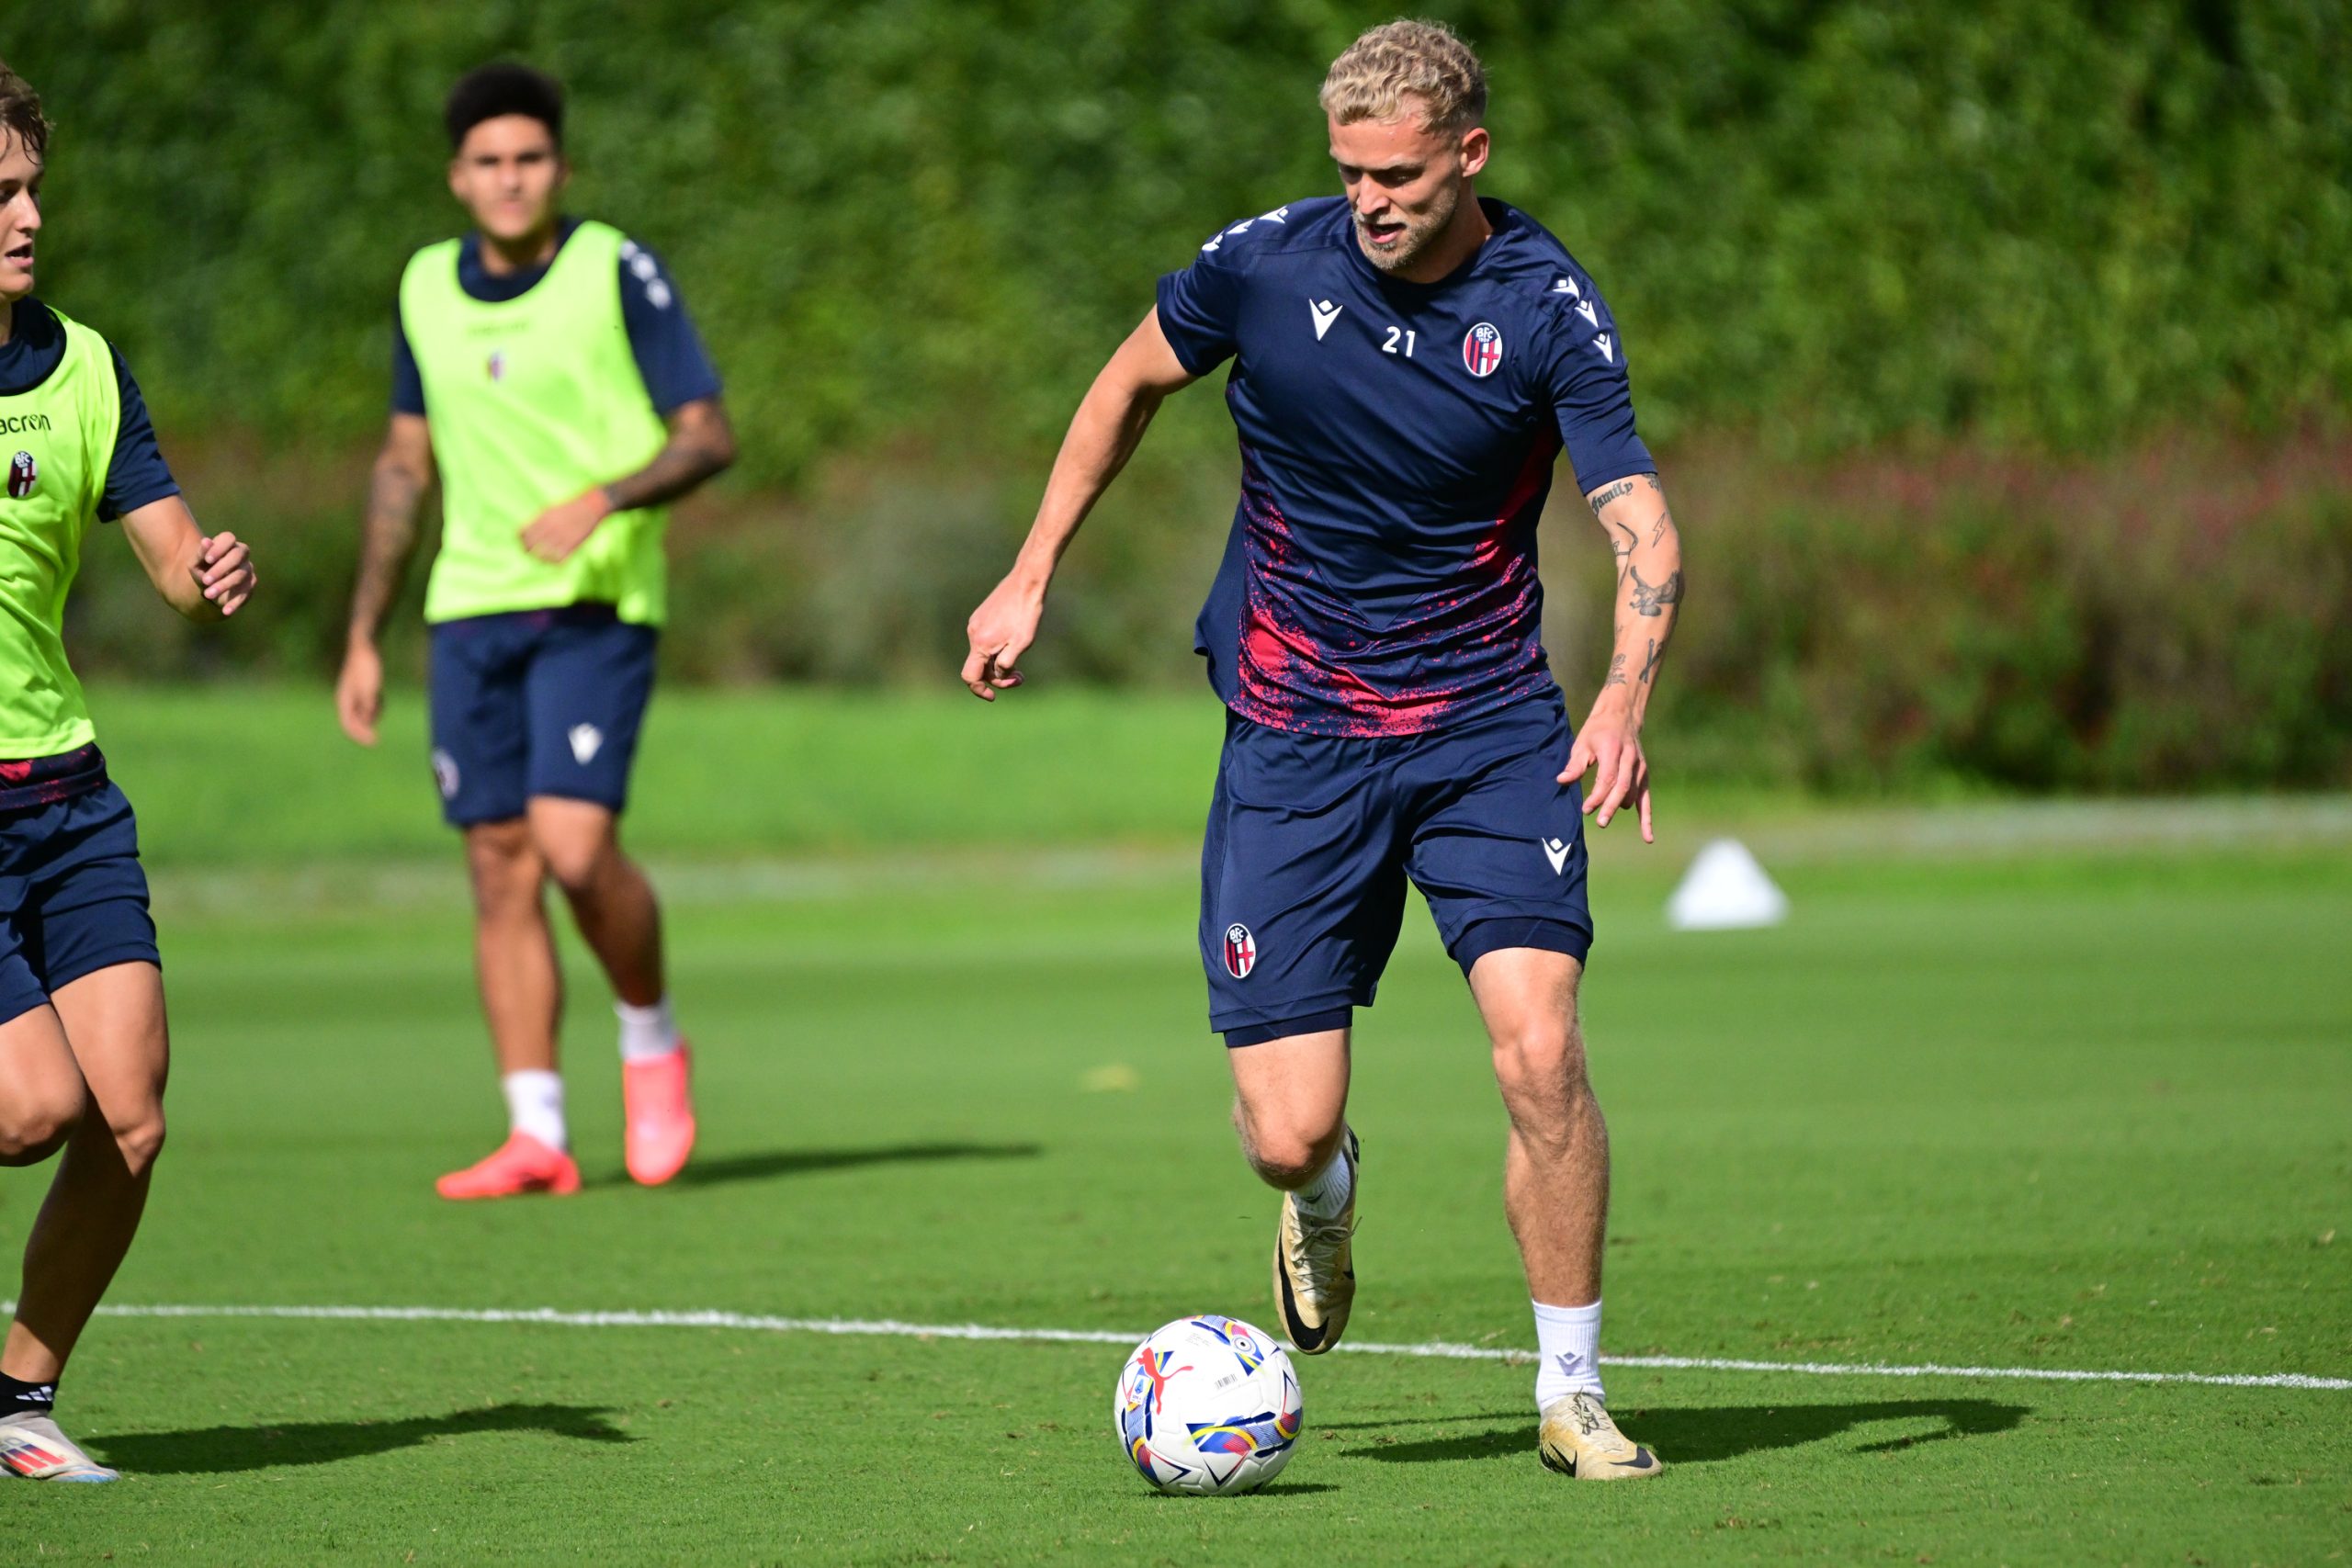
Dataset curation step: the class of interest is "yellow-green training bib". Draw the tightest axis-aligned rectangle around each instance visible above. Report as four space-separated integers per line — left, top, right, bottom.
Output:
400 220 671 626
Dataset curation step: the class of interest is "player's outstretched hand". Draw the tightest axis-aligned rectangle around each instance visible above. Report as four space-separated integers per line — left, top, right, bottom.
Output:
1561 702 1655 843
336 639 384 748
962 573 1046 701
191 531 256 617
520 488 614 564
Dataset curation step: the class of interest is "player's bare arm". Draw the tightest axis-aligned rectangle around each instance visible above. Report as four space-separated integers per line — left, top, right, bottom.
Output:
519 395 736 564
1559 472 1683 841
962 310 1198 699
118 495 255 621
336 411 435 746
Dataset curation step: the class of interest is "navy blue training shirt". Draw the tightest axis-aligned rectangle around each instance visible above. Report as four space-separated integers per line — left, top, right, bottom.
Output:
0 299 180 521
1158 196 1653 738
390 217 723 417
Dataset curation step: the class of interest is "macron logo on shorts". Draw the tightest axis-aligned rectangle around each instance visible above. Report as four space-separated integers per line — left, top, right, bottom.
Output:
1544 837 1572 875
568 725 605 765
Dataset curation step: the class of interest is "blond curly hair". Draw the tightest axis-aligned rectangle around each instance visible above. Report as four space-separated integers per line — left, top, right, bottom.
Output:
1319 19 1487 134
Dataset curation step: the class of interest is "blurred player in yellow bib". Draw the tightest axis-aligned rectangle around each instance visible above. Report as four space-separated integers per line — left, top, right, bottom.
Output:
335 65 735 1198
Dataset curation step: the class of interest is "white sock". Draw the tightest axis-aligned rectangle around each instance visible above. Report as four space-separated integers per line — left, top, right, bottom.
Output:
1290 1142 1354 1222
616 997 681 1063
1532 1297 1605 1410
501 1069 568 1151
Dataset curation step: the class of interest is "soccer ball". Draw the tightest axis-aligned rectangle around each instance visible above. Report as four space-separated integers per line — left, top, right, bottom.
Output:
1114 1314 1303 1495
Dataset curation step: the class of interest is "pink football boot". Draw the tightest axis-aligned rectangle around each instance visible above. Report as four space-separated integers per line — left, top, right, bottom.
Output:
435 1131 582 1200
623 1043 696 1186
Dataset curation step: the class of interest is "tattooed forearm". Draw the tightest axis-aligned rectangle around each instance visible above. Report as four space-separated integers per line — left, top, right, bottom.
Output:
1589 469 1682 713
346 460 424 640
1628 559 1684 617
606 400 737 512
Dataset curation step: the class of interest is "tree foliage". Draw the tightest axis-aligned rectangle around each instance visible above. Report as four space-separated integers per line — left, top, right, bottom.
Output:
12 0 2346 475
14 3 2349 789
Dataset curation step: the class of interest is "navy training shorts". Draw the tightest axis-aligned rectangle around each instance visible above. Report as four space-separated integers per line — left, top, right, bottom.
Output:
427 603 660 828
0 780 160 1027
1200 698 1594 1045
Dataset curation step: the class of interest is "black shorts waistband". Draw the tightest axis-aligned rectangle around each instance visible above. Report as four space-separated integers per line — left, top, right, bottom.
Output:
432 602 627 636
0 742 108 815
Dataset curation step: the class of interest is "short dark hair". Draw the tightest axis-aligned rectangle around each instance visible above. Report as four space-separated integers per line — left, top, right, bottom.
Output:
445 62 563 152
0 57 51 163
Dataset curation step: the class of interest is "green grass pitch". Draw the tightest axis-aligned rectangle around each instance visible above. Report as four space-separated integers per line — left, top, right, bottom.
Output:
6 689 2348 1562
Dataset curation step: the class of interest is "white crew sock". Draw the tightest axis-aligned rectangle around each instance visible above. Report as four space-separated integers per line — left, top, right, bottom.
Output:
501 1069 568 1151
1290 1142 1354 1222
616 997 681 1063
1532 1297 1605 1410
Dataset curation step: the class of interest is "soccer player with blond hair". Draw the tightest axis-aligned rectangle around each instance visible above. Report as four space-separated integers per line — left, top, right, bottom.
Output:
965 20 1679 1476
0 59 258 1481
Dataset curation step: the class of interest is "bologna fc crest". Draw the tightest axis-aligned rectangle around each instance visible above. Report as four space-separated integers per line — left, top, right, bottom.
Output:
1224 923 1257 979
6 450 33 500
486 351 507 382
1462 321 1503 378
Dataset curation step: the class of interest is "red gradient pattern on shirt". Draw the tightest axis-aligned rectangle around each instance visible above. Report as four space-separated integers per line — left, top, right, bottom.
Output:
1230 435 1561 738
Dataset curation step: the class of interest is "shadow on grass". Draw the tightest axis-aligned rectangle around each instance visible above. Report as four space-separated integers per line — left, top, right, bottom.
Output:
93 1402 633 1474
639 1141 1043 1190
1336 1399 2030 1465
1136 1482 1341 1500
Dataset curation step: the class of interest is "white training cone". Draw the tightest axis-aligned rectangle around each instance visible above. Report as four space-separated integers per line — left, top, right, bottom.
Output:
1666 838 1788 931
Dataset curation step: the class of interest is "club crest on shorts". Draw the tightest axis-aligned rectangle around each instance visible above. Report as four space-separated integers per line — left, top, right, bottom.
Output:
6 451 34 499
1223 923 1257 979
430 748 460 801
1462 321 1503 378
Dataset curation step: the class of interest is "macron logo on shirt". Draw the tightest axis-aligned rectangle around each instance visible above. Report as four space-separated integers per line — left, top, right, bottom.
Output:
1308 299 1344 341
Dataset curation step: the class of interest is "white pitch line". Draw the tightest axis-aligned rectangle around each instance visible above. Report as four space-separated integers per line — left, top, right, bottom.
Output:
70 1302 2352 1393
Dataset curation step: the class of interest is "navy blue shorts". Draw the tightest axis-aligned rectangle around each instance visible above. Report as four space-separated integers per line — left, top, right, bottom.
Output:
1200 699 1593 1045
427 604 660 828
0 782 160 1026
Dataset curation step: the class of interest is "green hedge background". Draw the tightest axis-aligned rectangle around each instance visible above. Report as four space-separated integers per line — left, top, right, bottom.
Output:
8 2 2350 788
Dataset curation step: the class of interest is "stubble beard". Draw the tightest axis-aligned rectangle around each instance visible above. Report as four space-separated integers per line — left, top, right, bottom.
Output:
1354 180 1460 276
